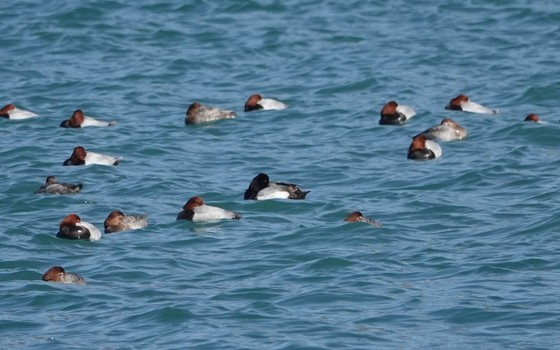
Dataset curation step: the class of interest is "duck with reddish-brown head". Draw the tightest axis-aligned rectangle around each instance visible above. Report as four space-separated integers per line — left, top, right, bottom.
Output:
344 211 382 227
177 196 241 222
379 100 416 125
63 146 121 166
445 94 498 115
524 114 541 123
104 210 148 233
244 94 288 112
407 135 442 160
60 109 116 128
0 103 38 119
57 213 101 241
42 266 86 285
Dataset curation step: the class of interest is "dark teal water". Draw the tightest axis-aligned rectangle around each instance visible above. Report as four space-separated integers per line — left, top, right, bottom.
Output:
1 1 560 349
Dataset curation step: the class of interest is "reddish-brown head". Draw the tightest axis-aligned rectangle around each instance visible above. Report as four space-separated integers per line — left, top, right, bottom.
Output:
69 109 85 127
0 104 16 117
524 114 540 123
59 214 81 230
409 135 428 152
71 146 87 162
446 95 469 110
63 146 87 166
380 101 398 117
183 196 205 210
244 94 263 111
104 210 125 230
42 266 65 282
344 211 364 222
1 104 15 112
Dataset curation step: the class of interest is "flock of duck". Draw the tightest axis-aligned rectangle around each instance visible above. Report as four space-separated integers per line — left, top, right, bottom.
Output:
1 92 540 285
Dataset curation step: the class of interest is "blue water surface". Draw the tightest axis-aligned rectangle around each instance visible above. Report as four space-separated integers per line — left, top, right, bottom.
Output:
1 1 560 349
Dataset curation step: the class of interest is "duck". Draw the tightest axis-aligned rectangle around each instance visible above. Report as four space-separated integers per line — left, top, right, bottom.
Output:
524 114 540 123
344 211 382 227
379 101 416 125
63 146 121 166
185 102 236 124
42 266 86 285
177 196 241 221
244 173 309 200
59 109 116 128
407 135 442 160
0 103 38 119
244 94 288 112
34 176 83 195
413 118 467 141
104 210 148 233
445 94 498 115
56 214 101 241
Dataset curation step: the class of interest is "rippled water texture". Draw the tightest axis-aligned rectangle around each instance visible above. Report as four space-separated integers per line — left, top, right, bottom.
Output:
1 0 560 349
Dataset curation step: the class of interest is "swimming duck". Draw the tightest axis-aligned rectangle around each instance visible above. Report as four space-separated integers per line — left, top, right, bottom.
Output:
244 94 288 112
59 109 116 128
445 94 498 115
177 196 241 221
42 266 86 285
244 173 309 200
34 176 83 195
185 102 236 124
379 101 416 125
414 118 467 141
104 210 148 233
407 135 442 160
56 214 101 241
344 211 382 227
0 103 38 119
63 146 121 166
